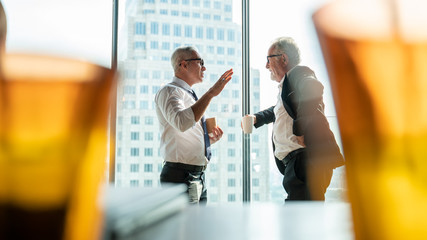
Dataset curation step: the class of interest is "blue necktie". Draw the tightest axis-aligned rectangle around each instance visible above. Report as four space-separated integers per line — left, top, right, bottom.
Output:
189 90 212 161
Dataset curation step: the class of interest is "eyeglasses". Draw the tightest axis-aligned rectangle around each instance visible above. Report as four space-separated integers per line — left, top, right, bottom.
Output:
180 58 204 67
266 54 282 64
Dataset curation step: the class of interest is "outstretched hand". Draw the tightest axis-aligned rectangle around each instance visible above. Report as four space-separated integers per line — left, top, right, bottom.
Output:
207 68 233 97
191 69 233 122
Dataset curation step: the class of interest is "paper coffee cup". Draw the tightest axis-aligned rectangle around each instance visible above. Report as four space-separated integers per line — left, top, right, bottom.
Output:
242 115 254 134
205 117 217 134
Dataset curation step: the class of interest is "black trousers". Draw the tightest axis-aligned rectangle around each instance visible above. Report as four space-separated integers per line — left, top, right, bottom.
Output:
282 148 333 201
160 162 207 205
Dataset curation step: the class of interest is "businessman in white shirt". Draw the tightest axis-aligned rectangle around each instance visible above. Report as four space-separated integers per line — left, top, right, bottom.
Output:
155 46 233 204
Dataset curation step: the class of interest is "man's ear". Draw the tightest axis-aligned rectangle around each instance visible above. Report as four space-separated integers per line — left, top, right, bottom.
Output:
283 54 288 63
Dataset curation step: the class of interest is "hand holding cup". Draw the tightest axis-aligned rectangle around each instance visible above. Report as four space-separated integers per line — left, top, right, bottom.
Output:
206 117 223 143
241 115 255 134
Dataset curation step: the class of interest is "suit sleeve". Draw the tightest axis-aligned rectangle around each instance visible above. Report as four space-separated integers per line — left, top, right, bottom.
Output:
254 106 275 128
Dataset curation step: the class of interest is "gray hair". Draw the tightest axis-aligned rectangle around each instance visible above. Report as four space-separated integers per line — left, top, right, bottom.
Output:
171 46 198 72
270 37 301 68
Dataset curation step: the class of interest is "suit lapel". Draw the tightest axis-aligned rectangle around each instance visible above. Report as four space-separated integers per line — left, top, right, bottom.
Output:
281 74 297 119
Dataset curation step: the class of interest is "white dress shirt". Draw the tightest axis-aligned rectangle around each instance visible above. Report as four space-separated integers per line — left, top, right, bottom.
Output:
272 69 305 160
155 76 208 166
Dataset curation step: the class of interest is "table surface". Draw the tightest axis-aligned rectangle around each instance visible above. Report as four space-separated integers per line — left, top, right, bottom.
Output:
109 201 354 240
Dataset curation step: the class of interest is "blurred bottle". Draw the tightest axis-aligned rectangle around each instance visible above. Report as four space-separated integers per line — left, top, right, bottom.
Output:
313 0 427 239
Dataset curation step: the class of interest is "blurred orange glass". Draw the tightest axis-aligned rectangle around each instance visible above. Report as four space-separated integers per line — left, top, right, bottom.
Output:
313 0 427 239
0 53 116 240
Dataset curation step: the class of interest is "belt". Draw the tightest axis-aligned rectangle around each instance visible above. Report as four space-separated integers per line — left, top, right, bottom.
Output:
283 148 305 166
164 162 207 172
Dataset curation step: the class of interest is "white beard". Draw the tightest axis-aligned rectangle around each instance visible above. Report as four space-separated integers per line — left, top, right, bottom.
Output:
270 72 277 82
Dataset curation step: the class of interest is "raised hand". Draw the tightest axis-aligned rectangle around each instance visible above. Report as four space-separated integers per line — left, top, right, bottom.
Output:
207 68 233 97
191 69 233 122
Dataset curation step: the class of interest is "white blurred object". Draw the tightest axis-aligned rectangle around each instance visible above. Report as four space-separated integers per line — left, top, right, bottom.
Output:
2 0 112 67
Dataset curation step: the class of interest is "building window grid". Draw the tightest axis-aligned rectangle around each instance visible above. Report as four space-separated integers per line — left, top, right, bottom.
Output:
228 194 236 202
130 164 140 173
150 41 159 49
173 24 182 36
162 23 170 35
144 148 153 157
144 132 154 141
140 100 149 109
124 85 136 94
150 22 159 34
227 134 235 142
134 41 146 50
130 180 139 187
206 27 214 39
224 4 232 12
228 178 236 187
130 148 139 157
182 11 190 17
228 119 235 127
214 1 221 9
140 85 148 94
203 0 211 8
144 180 153 187
144 9 155 14
144 164 153 172
184 25 192 37
135 22 146 35
227 163 236 172
193 0 200 6
130 132 140 140
162 42 170 50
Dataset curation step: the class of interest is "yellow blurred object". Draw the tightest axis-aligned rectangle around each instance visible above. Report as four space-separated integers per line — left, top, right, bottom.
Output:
313 0 427 239
0 53 116 240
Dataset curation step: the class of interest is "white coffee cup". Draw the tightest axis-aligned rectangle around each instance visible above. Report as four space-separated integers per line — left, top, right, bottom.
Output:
241 115 254 134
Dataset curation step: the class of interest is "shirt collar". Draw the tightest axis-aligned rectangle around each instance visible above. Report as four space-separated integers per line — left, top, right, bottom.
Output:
172 76 193 92
278 65 297 89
